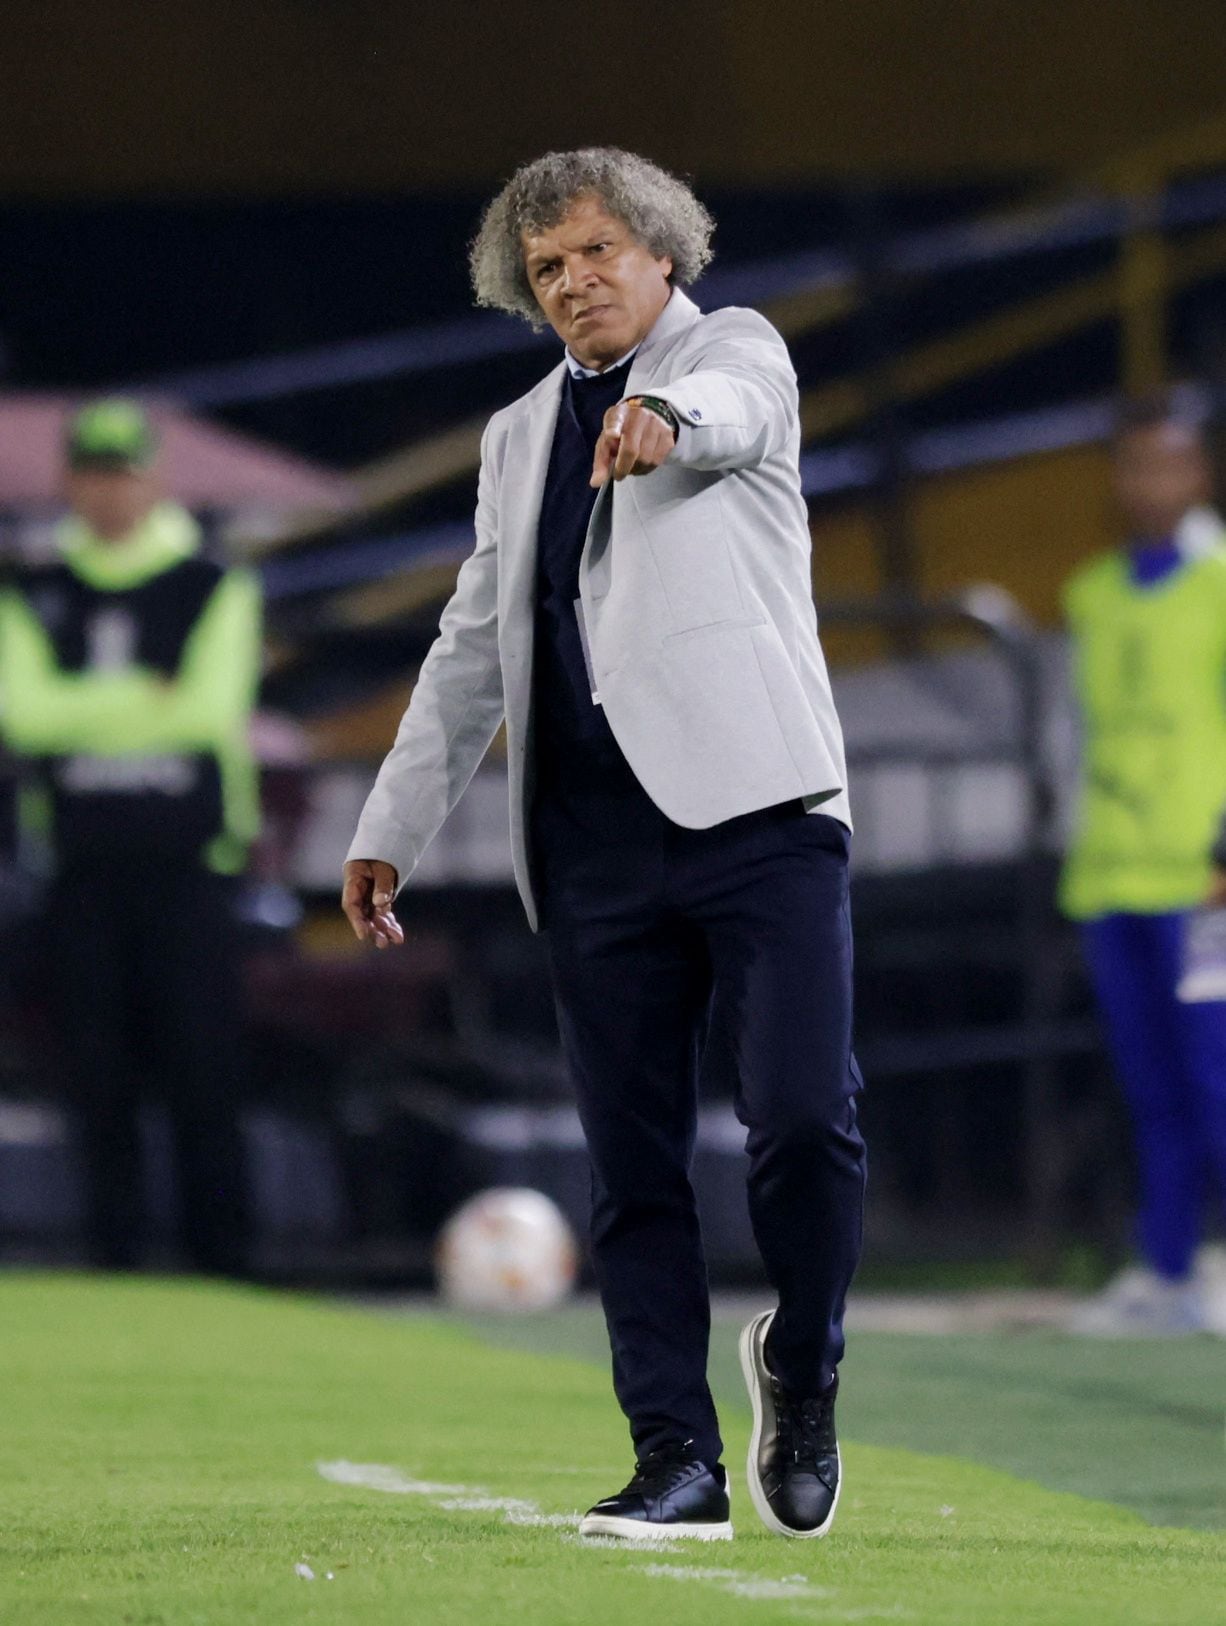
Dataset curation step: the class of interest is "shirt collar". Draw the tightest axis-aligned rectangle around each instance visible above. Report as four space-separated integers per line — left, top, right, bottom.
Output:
564 344 639 380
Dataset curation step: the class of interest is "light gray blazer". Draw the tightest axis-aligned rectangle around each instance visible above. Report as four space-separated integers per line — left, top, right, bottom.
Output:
347 288 851 930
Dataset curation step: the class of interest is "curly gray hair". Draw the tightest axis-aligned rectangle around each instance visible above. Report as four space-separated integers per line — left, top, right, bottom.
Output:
469 147 715 325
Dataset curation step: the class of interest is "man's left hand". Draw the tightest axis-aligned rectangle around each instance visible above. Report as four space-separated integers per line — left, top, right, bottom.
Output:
1206 866 1226 908
591 398 677 487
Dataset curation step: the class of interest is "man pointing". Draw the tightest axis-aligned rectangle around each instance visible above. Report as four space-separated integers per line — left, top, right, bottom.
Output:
343 149 865 1542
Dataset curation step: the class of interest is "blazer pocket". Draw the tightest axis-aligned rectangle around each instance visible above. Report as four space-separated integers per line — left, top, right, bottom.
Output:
635 481 746 630
663 613 768 642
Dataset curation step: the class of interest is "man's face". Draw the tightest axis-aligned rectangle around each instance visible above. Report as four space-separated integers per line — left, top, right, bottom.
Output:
1112 422 1211 540
65 466 158 541
522 196 674 371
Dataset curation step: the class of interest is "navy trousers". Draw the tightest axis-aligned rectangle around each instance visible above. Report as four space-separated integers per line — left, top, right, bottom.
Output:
1083 912 1226 1280
534 777 866 1468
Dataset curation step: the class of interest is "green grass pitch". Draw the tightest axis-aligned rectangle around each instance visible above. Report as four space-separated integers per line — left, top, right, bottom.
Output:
1 1274 1222 1625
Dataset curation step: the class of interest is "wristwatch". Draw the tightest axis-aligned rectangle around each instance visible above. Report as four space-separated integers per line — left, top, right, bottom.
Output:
630 395 680 436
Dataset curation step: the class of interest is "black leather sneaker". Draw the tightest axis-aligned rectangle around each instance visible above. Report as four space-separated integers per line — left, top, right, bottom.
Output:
578 1443 733 1541
739 1308 841 1538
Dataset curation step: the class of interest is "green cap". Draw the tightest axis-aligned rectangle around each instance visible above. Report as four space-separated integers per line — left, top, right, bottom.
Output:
65 398 157 470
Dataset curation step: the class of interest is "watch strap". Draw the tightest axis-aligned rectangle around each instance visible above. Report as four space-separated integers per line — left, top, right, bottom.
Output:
631 395 680 435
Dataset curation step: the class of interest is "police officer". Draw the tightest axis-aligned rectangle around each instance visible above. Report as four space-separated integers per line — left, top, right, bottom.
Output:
0 400 261 1273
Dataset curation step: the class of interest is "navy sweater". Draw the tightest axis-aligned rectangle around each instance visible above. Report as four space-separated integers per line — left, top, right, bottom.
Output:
533 360 638 796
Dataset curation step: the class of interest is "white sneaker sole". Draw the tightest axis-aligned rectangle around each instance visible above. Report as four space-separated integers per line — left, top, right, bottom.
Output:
739 1309 842 1540
578 1513 734 1542
578 1475 733 1541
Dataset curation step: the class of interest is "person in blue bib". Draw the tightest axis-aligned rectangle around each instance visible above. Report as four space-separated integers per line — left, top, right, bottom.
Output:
1062 392 1226 1335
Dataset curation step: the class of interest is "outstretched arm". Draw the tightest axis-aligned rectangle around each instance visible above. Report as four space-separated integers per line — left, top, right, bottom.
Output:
641 310 799 473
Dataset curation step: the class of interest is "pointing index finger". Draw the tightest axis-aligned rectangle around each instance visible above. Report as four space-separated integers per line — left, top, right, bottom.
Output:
614 419 640 480
590 433 614 487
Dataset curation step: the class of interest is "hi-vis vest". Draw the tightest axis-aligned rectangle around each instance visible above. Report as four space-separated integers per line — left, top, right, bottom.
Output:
1060 543 1226 920
0 505 260 871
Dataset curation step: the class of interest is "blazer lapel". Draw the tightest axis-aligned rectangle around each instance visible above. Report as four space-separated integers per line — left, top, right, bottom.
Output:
582 289 703 591
499 363 565 624
497 363 565 755
625 287 701 394
506 292 701 626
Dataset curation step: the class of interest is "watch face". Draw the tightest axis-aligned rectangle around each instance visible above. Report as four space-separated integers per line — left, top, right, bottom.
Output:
640 397 678 429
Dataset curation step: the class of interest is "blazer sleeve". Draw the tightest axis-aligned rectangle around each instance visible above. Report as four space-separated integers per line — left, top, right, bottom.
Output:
346 422 505 891
646 309 799 473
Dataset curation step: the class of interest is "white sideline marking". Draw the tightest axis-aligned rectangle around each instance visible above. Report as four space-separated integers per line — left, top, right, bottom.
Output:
646 1568 911 1619
439 1495 546 1516
316 1460 907 1615
561 1531 679 1554
316 1459 580 1528
644 1564 833 1602
317 1461 470 1497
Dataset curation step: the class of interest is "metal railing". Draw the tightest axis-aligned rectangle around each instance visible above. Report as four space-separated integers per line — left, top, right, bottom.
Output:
821 592 1097 1270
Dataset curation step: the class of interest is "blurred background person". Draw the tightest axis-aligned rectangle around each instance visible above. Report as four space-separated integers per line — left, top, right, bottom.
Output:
1061 394 1226 1334
0 399 261 1274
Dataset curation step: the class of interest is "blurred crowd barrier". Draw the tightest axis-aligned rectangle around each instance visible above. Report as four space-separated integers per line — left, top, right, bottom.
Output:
0 591 1122 1284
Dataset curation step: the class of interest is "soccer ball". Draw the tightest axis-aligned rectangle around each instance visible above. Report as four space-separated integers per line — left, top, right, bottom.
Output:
435 1187 579 1312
